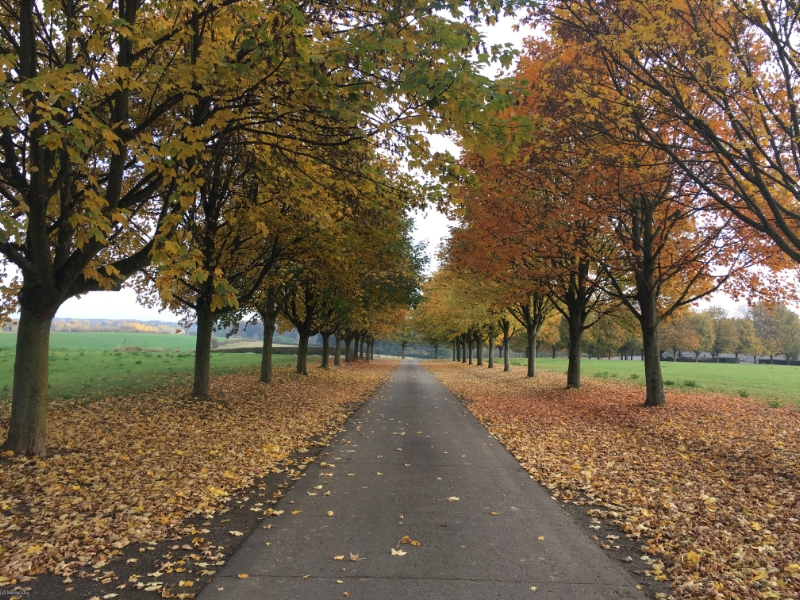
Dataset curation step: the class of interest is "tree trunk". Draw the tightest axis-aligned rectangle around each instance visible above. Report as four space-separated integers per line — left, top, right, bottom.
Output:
359 337 365 360
434 344 439 359
475 333 483 366
401 342 406 359
2 306 53 456
344 337 352 363
453 340 457 361
527 328 537 377
321 333 330 369
334 333 342 366
259 316 277 384
640 295 666 406
468 335 473 365
297 330 310 375
488 333 495 368
192 308 214 399
566 311 583 388
461 336 467 363
352 332 360 362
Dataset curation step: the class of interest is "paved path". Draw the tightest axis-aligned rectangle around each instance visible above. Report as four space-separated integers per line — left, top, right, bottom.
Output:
200 361 647 599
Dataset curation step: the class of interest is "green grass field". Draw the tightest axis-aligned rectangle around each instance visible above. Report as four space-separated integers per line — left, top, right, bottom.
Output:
509 357 799 404
0 332 295 402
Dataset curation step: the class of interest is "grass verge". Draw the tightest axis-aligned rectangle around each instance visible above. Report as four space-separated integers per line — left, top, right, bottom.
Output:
427 361 800 599
510 357 800 404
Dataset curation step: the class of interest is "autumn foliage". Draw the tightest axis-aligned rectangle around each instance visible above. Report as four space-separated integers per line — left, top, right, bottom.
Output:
427 361 800 599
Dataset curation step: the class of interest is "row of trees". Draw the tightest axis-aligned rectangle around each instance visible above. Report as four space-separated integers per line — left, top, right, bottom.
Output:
410 0 800 406
0 0 529 455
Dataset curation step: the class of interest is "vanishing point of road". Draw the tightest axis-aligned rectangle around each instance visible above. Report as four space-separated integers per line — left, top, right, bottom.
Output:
199 361 648 599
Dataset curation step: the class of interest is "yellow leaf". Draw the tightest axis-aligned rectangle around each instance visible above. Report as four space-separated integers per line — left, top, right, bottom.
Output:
291 510 302 515
334 555 344 561
537 536 544 541
327 511 334 517
237 574 249 579
686 550 701 565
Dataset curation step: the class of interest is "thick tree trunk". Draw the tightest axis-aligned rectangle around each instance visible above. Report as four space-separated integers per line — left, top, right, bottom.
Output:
434 344 439 359
334 334 342 366
344 337 352 363
468 335 473 365
461 336 467 363
566 311 583 389
193 308 214 399
259 317 277 384
401 342 406 359
297 331 310 375
321 333 330 369
2 306 53 456
488 333 495 369
359 337 365 360
475 333 483 366
352 332 360 362
527 328 537 377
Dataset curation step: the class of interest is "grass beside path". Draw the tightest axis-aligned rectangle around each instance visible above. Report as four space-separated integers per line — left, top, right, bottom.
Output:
0 332 295 402
426 361 800 599
0 361 398 583
512 357 800 404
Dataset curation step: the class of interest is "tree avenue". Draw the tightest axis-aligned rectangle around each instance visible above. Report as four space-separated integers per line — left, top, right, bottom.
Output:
407 19 797 408
0 0 530 455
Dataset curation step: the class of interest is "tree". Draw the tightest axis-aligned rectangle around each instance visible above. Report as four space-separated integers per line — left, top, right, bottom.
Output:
0 0 529 455
545 0 800 272
734 318 760 363
706 307 739 362
750 303 782 363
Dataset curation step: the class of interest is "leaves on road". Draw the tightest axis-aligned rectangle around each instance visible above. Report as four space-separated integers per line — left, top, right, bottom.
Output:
427 362 800 599
0 363 395 579
390 548 407 556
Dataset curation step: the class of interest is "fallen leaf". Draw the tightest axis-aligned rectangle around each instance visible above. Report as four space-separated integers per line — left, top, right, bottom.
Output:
237 574 249 579
334 555 344 561
447 497 459 501
390 548 407 556
229 531 243 536
291 510 302 515
349 553 359 561
490 512 499 516
327 511 334 517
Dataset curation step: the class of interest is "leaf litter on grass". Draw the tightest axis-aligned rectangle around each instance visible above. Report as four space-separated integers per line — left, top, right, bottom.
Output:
426 361 800 600
0 361 396 581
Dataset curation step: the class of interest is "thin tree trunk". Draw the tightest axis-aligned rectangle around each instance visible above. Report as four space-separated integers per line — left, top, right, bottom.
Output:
527 329 537 377
297 330 310 375
434 344 438 359
468 335 473 365
259 316 277 383
488 332 495 369
566 311 583 389
502 321 511 372
193 308 214 399
475 332 483 366
453 340 457 361
640 296 666 406
352 332 360 362
334 333 342 366
461 336 467 363
401 342 406 359
2 306 52 456
344 337 352 363
321 333 330 369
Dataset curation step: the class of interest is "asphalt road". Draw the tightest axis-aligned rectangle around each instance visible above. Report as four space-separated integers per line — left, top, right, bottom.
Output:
199 360 647 599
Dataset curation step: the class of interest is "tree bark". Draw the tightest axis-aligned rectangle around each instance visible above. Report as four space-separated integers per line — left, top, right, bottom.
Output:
344 336 352 363
2 306 52 456
527 329 537 377
352 332 360 362
453 340 457 361
434 344 439 359
321 333 330 369
488 332 495 369
475 331 483 366
192 308 214 399
566 310 584 389
259 316 277 384
297 330 310 375
501 320 511 372
468 335 473 365
334 333 342 366
640 294 666 406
